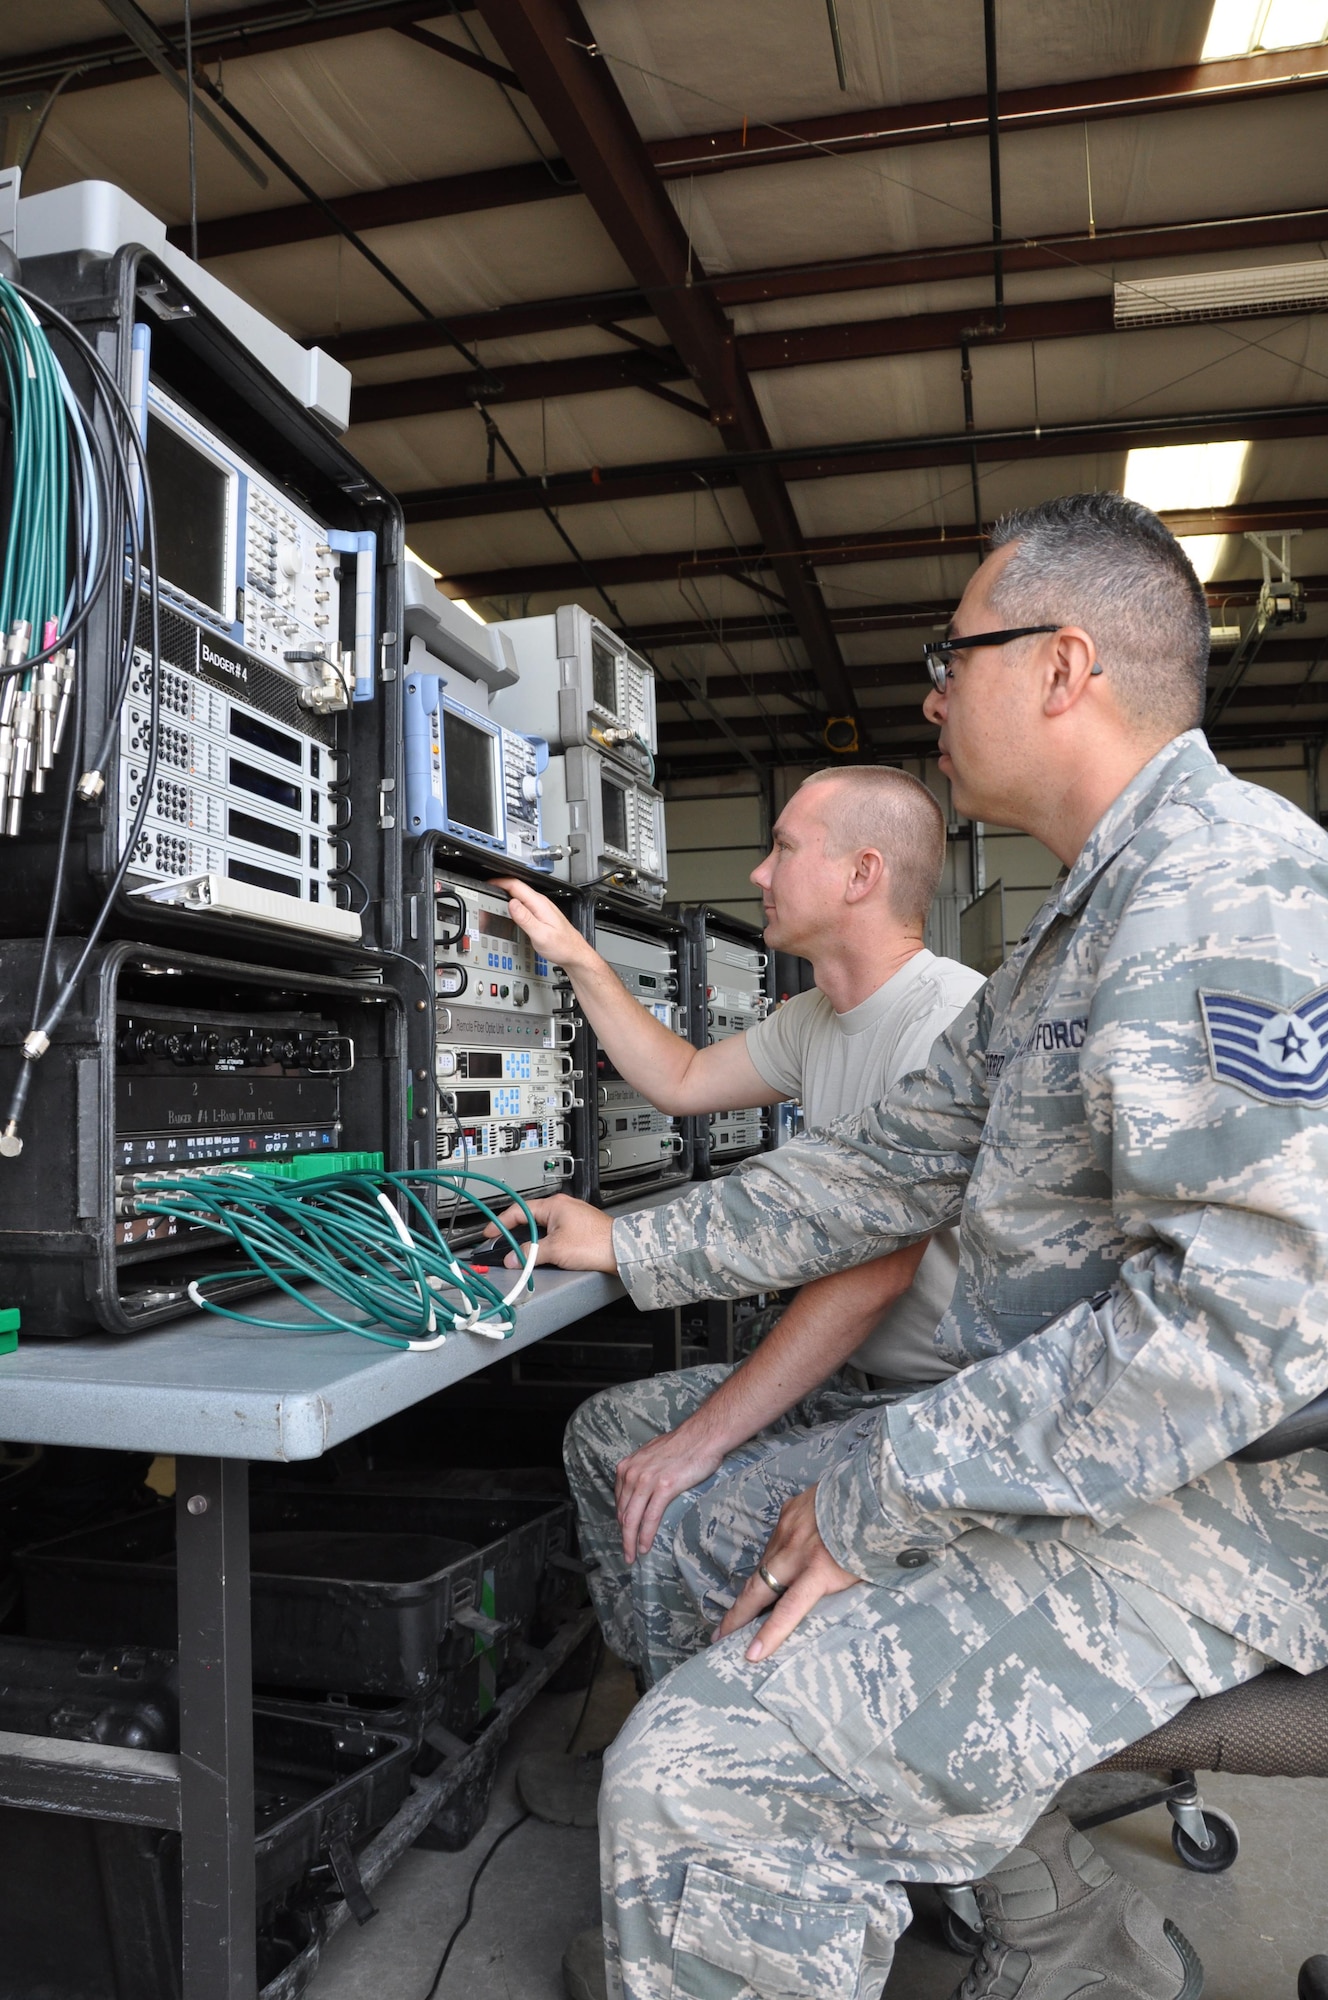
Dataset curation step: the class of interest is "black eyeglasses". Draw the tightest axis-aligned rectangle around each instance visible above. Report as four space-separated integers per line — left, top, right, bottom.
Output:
923 625 1060 694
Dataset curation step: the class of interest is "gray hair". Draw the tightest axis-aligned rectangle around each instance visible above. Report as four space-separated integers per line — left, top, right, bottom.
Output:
799 765 946 927
987 492 1209 730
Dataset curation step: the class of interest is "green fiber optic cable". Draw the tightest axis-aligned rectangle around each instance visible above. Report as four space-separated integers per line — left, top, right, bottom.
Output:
0 276 71 651
131 1166 542 1348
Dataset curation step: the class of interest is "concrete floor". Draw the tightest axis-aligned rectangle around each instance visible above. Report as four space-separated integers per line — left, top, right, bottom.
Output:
316 1654 1328 2000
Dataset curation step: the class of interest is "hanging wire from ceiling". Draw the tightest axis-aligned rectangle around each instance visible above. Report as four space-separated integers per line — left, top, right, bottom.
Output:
702 481 827 722
182 0 198 262
122 16 690 658
441 0 578 187
17 67 84 177
574 39 1328 393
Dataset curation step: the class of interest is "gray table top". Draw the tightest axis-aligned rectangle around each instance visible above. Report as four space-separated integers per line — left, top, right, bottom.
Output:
0 1189 683 1461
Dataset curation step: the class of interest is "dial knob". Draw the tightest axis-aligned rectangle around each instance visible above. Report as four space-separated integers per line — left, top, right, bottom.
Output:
521 773 540 802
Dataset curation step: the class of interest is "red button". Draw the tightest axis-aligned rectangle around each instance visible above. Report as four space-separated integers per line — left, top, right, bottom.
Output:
490 983 499 995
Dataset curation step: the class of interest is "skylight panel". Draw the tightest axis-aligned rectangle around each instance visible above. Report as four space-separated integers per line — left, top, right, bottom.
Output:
1201 0 1328 58
1203 0 1261 56
1176 535 1226 582
1122 441 1249 513
1260 0 1328 47
1123 442 1250 582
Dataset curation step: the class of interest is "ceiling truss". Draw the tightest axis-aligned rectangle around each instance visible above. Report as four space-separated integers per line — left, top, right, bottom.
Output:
472 0 860 728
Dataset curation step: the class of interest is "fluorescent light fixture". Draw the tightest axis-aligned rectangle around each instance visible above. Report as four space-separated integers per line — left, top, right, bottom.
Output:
1124 442 1250 583
1115 259 1328 327
1202 0 1328 58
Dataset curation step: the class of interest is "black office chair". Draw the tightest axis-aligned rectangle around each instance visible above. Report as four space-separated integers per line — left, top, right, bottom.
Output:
939 1387 1328 1960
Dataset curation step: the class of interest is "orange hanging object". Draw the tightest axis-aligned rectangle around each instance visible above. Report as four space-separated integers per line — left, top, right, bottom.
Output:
823 716 859 754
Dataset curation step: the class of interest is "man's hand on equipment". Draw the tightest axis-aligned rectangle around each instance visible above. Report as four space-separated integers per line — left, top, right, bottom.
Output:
485 1194 616 1271
491 876 590 970
715 1486 862 1662
616 1418 727 1564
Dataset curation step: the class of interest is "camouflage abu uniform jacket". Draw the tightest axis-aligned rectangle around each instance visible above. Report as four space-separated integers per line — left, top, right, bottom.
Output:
612 733 1328 1679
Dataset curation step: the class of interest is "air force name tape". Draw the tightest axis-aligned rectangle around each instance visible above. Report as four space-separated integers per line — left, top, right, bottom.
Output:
1199 985 1328 1106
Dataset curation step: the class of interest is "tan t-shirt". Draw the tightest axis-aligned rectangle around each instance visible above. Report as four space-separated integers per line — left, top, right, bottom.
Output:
745 950 985 1383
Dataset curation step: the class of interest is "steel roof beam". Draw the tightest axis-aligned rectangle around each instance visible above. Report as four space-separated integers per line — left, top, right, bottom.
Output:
657 710 1328 777
0 0 468 98
656 673 1327 750
394 22 522 90
657 641 1328 710
182 162 569 260
646 44 1328 177
318 206 1328 363
11 18 1322 123
353 344 691 423
399 401 1328 526
151 45 1328 260
472 0 858 724
661 718 1328 765
632 586 1328 652
441 493 1328 601
354 295 1123 424
357 277 1328 426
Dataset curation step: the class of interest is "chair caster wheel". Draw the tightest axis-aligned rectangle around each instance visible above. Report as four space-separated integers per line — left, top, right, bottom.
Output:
939 1903 984 1956
1171 1807 1239 1872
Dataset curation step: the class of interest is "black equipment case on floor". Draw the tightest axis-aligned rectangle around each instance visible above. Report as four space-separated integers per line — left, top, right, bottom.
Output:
0 1635 416 2000
20 1489 578 1720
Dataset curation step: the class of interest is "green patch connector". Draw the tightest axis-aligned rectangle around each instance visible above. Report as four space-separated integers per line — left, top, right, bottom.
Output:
0 1308 18 1356
239 1151 385 1183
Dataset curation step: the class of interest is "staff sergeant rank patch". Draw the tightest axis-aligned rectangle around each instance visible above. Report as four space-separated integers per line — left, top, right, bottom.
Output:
1199 985 1328 1106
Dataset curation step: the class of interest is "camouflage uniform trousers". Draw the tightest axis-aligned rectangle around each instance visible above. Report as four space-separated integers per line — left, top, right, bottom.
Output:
600 1524 1271 2000
564 1364 902 1686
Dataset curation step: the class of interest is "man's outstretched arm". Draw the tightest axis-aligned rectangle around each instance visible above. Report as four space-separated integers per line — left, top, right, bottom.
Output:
493 877 782 1115
614 1240 929 1561
485 985 989 1285
610 988 993 1306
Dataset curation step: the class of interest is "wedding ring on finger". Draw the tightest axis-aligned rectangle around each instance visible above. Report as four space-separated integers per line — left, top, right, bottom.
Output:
757 1559 787 1596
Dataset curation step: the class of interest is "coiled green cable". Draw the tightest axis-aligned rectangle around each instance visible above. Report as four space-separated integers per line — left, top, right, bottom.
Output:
131 1166 542 1349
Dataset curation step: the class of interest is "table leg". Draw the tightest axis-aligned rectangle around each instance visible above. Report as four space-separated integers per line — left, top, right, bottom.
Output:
176 1458 255 2000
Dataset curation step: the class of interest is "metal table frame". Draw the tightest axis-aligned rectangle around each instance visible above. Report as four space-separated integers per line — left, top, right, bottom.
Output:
0 1238 658 2000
